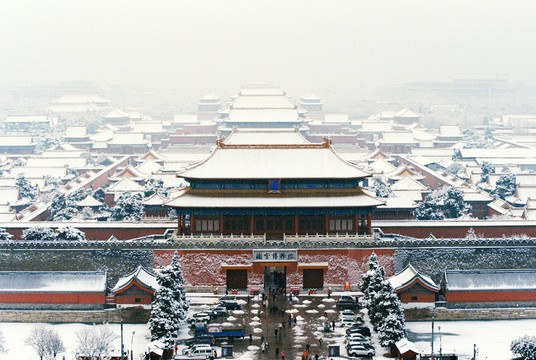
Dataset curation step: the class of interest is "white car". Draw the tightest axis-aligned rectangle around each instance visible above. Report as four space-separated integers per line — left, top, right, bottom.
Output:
339 310 360 322
347 345 375 358
188 312 211 324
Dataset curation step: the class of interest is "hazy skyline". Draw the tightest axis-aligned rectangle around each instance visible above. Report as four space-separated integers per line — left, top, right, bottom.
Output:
2 0 535 101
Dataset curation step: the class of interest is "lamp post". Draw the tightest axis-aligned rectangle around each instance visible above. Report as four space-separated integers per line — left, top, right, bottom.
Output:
120 307 124 360
439 326 442 360
131 331 135 360
431 312 434 359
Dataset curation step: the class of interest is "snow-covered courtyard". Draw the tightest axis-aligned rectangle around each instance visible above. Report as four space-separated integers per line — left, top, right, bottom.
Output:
407 319 536 360
0 322 150 360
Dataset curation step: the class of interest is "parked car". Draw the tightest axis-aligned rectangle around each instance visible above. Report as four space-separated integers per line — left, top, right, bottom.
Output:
219 295 236 302
337 296 359 310
193 335 215 346
347 344 375 357
339 309 361 321
183 345 213 357
346 340 373 350
188 312 211 324
210 306 228 318
346 333 366 341
218 301 240 310
346 325 371 337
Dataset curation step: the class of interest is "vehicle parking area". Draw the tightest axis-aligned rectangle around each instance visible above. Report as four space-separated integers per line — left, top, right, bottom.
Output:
181 291 383 359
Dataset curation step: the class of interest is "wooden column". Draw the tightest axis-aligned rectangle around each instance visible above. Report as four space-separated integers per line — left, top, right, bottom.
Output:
354 215 359 235
367 213 372 235
325 215 329 234
220 215 224 234
250 215 254 234
190 215 194 235
177 215 182 236
294 215 299 234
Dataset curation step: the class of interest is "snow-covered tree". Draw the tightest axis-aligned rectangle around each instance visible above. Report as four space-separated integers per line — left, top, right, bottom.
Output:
479 161 495 183
447 162 463 176
443 187 467 218
371 177 394 198
377 310 407 347
92 188 106 203
75 325 119 360
22 227 56 241
416 189 446 220
55 226 86 241
144 178 168 198
149 252 189 345
50 189 89 221
0 228 13 241
25 325 65 360
16 174 38 200
360 252 386 309
511 335 536 360
44 176 62 188
492 173 517 200
368 280 406 343
110 192 144 221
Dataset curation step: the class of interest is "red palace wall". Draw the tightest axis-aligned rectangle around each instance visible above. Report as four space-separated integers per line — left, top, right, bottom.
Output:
154 248 395 288
447 290 536 304
115 295 153 305
0 292 105 304
400 292 436 303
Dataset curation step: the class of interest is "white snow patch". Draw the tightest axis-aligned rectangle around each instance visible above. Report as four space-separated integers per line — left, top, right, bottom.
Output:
253 328 263 333
251 316 260 321
233 310 245 315
251 303 260 308
250 321 261 326
296 315 304 320
318 304 325 308
302 300 312 304
286 309 299 313
247 345 260 350
227 316 237 321
305 309 318 314
325 309 336 313
322 298 336 303
236 299 247 305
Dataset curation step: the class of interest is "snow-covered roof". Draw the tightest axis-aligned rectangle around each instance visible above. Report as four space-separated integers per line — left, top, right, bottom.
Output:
200 93 221 101
378 197 417 209
166 188 384 208
76 195 103 208
103 109 130 119
361 121 393 132
0 186 20 205
10 166 68 179
136 160 162 175
108 133 148 145
389 264 439 292
133 121 164 134
391 177 428 191
177 144 371 180
223 129 310 146
323 114 349 123
114 165 146 179
65 126 88 138
5 115 50 123
226 109 301 124
0 271 106 293
394 108 420 118
143 193 166 206
52 94 110 105
445 269 536 291
368 159 397 174
173 114 199 124
380 132 418 145
232 95 295 109
26 157 86 168
395 339 420 356
439 125 462 137
0 135 34 146
238 85 284 96
112 266 157 293
108 178 144 192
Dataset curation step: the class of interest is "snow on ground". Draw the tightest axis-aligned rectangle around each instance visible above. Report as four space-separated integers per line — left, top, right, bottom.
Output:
407 319 536 360
0 322 149 360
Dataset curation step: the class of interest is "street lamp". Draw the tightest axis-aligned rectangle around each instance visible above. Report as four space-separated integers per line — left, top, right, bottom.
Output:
120 307 124 360
439 326 442 360
131 331 136 360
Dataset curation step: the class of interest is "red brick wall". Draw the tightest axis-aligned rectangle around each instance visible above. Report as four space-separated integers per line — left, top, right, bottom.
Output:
115 295 153 305
154 248 395 288
0 292 105 304
400 292 435 303
447 290 536 303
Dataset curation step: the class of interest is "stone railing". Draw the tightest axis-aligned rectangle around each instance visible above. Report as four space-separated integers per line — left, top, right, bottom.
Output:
283 233 375 242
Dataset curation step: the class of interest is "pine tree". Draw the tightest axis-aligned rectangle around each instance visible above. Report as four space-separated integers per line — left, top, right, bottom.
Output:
149 253 189 345
55 226 86 241
377 311 407 347
0 228 12 241
443 187 467 218
22 227 56 241
360 252 386 310
371 177 394 198
15 174 38 200
110 192 144 221
492 173 517 200
369 280 405 334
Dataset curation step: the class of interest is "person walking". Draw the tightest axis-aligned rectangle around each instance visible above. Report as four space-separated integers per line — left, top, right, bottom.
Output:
275 347 279 357
318 337 323 346
261 335 264 344
281 351 285 360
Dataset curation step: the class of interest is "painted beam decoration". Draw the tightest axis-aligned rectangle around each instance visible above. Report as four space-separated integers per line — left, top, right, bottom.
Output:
253 250 297 262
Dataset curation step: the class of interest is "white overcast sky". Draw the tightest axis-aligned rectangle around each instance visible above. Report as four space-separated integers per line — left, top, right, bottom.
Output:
1 0 535 99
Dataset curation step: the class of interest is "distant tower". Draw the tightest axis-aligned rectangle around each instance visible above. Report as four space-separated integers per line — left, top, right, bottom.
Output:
197 93 222 120
298 93 324 120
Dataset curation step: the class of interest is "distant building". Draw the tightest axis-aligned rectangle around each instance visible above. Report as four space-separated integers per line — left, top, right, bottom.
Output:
389 264 439 304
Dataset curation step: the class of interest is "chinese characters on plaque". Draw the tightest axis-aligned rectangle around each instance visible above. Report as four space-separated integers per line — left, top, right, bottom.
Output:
253 250 297 262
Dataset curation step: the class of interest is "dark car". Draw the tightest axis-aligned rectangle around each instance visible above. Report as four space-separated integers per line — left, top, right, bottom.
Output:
211 306 229 318
337 296 359 310
219 295 236 302
218 301 240 310
346 325 371 337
